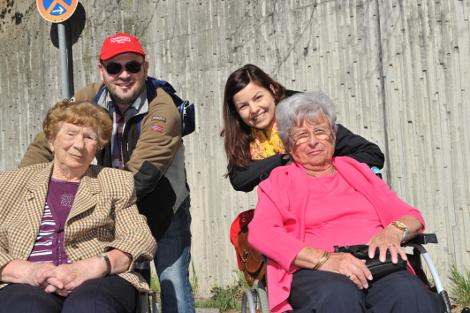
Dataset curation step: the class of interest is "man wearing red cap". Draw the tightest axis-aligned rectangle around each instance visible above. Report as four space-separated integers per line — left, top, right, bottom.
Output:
19 33 195 313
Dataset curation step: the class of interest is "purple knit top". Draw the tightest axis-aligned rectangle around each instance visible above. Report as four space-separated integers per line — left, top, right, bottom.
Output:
28 177 79 265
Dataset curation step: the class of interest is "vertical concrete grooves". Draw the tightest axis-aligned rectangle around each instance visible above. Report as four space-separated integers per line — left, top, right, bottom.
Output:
374 0 392 183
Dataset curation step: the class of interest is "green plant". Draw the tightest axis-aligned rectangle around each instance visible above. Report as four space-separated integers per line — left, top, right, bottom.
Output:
449 263 470 309
213 284 241 312
234 267 251 290
150 272 160 293
191 261 199 297
195 268 247 312
195 284 242 312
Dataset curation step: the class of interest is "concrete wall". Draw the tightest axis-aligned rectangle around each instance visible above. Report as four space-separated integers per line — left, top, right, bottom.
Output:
0 0 469 297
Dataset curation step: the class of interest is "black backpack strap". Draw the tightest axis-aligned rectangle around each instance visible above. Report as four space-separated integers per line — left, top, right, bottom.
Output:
146 77 182 105
146 77 195 136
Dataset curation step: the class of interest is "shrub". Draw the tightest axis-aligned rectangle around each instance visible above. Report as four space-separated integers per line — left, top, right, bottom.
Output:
195 269 247 312
449 263 470 310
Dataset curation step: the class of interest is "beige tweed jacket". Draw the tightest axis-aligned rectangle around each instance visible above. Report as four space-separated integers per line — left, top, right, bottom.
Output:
0 162 156 291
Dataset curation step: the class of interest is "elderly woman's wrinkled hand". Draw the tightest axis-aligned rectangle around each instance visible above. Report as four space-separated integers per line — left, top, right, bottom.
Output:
25 262 58 289
320 252 372 290
29 263 72 297
366 226 407 264
42 258 106 294
43 277 69 297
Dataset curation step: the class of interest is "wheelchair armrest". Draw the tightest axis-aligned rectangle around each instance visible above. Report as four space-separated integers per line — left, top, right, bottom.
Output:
134 260 152 286
403 233 438 246
135 260 151 271
133 260 159 313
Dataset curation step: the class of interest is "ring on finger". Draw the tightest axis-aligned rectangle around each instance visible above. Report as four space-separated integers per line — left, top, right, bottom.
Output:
390 243 396 248
347 273 354 279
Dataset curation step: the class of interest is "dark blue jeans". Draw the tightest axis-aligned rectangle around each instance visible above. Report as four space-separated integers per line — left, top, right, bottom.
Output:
0 275 137 313
154 196 195 313
288 269 440 313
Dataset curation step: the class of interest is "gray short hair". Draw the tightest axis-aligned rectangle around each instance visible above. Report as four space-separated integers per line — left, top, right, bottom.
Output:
276 92 337 151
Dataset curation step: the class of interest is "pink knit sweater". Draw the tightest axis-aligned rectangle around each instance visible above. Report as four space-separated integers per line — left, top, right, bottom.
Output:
248 157 425 313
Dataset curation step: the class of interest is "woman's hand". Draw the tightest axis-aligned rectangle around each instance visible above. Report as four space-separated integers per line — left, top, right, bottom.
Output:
0 260 55 287
0 260 71 296
24 262 57 288
42 249 132 294
292 246 372 289
42 257 108 294
366 225 407 264
320 252 372 290
366 216 423 264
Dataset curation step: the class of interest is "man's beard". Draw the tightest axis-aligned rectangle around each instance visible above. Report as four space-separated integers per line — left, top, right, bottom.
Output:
107 80 145 107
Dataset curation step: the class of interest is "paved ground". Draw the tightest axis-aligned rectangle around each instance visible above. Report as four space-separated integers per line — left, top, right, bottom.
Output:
195 309 221 313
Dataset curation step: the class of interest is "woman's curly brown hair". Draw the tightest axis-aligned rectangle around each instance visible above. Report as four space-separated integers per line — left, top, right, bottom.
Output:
43 99 112 149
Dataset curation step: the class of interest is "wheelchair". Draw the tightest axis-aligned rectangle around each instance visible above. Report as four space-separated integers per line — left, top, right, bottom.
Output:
135 261 159 313
241 233 466 313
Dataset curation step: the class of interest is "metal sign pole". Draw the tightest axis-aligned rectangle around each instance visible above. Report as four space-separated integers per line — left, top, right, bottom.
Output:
58 23 70 99
37 0 78 100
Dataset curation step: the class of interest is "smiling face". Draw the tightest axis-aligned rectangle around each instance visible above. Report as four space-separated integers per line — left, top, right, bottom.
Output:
98 52 149 111
232 82 277 131
289 114 336 172
50 122 99 181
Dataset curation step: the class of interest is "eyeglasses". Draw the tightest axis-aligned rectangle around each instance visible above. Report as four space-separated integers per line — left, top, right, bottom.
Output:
290 127 332 144
101 61 144 75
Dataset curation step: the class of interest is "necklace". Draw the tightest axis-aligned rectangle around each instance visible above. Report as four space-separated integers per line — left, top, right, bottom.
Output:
306 167 337 177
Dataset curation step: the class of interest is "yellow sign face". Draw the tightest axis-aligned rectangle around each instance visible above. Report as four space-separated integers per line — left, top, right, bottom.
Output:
37 0 78 23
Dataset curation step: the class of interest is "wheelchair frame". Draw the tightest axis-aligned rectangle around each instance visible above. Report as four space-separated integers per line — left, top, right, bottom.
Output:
241 233 454 313
135 261 159 313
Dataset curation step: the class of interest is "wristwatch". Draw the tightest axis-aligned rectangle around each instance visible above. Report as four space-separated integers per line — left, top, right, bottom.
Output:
97 253 111 276
391 221 408 242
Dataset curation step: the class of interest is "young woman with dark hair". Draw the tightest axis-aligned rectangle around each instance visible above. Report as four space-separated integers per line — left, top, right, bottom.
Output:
221 64 384 192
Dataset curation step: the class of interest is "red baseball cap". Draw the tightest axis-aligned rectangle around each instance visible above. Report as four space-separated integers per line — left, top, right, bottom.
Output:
99 33 146 61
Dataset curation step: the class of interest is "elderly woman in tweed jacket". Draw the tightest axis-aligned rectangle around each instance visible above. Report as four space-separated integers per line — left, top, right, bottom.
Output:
0 100 156 313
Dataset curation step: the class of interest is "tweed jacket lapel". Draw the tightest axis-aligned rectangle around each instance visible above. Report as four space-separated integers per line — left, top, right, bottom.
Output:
67 167 100 222
21 163 53 255
25 164 100 232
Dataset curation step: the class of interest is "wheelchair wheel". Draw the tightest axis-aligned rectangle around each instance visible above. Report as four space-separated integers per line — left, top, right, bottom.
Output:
241 280 269 313
254 280 269 312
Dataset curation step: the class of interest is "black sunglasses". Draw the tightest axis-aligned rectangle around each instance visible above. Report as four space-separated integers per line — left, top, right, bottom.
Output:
101 61 144 75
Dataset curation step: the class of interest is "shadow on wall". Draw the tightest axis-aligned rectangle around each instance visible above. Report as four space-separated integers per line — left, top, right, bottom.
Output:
49 2 86 97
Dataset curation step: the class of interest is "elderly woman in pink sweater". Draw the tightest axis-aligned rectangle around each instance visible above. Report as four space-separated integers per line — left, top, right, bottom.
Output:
248 92 439 313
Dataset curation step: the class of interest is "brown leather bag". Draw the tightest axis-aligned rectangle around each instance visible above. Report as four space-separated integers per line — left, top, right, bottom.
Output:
236 225 266 286
230 210 266 286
